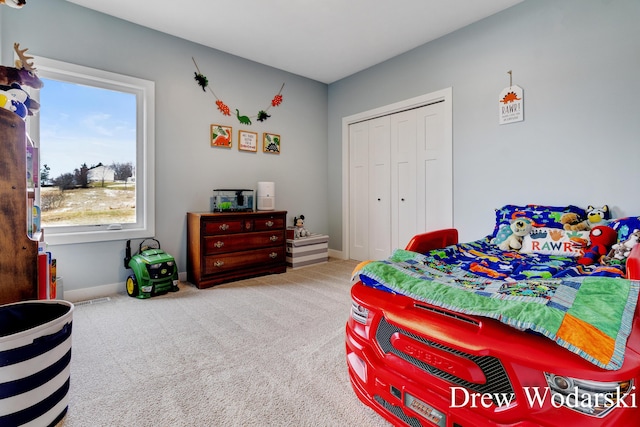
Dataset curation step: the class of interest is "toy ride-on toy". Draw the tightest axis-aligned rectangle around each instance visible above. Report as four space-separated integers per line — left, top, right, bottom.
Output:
124 238 179 299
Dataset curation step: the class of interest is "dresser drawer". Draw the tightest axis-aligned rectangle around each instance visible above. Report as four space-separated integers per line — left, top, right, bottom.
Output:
254 216 285 231
203 230 285 255
203 246 286 273
202 219 246 235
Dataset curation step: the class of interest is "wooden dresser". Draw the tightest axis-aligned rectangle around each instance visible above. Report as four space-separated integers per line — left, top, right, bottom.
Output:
187 211 287 288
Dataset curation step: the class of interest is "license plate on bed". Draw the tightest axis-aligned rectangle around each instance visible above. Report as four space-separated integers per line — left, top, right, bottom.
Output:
404 392 446 426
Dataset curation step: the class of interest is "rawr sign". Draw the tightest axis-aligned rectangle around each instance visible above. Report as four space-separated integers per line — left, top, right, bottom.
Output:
499 84 524 125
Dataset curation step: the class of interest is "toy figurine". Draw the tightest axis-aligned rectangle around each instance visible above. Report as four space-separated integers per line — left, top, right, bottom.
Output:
293 215 310 239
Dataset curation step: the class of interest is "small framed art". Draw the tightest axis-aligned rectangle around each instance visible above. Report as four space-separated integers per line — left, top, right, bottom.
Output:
210 124 232 148
263 133 280 154
238 130 258 152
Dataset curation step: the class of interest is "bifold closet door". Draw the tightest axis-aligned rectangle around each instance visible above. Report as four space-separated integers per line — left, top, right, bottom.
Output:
391 110 417 251
349 117 391 261
416 101 452 233
348 98 451 261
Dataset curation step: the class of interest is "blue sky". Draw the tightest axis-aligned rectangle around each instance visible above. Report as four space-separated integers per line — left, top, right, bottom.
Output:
39 77 137 179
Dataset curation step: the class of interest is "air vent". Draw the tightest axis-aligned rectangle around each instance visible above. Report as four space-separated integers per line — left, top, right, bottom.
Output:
414 303 479 326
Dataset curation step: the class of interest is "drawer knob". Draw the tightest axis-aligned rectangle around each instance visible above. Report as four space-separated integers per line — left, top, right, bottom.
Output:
214 260 225 267
269 252 278 259
265 220 274 227
214 241 224 248
219 223 229 231
270 235 278 242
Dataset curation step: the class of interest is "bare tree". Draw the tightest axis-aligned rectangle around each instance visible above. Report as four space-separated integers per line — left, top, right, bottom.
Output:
74 163 90 188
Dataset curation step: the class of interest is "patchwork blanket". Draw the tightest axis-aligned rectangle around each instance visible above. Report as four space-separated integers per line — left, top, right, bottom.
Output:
353 240 640 370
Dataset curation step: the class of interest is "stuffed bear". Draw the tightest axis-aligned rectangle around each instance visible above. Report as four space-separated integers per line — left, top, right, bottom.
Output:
491 217 533 251
577 225 618 265
565 205 610 231
561 212 586 231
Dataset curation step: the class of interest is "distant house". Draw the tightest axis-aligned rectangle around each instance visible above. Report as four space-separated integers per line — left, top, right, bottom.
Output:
87 165 115 183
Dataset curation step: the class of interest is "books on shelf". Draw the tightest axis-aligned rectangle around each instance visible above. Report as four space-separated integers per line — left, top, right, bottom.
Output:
38 246 57 300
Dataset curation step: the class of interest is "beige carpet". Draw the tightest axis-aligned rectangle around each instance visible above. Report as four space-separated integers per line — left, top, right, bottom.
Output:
56 259 391 427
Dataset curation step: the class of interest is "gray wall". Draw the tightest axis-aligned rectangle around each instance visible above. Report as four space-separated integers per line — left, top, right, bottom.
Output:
328 0 640 244
1 0 328 295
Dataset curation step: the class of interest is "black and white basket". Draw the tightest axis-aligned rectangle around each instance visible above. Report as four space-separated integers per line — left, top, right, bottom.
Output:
0 300 74 427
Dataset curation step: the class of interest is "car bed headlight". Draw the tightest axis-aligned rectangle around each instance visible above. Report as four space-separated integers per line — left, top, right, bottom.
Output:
544 373 635 417
351 301 369 325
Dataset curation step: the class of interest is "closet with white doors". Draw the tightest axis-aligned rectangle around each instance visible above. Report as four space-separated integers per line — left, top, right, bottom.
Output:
348 95 452 261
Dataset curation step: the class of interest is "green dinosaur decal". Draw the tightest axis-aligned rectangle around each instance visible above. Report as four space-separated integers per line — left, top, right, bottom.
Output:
236 109 252 125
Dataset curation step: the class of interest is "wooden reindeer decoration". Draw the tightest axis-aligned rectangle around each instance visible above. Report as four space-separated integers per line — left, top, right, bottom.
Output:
0 43 43 88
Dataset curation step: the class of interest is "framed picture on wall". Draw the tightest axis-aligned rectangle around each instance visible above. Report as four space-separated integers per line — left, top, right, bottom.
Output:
263 133 280 154
238 130 258 152
210 124 232 148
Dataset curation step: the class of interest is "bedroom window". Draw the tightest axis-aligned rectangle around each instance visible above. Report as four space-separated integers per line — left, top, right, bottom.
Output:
27 57 155 245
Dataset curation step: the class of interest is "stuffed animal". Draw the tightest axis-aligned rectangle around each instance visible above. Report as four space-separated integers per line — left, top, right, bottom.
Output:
585 205 611 228
0 44 43 89
0 83 39 117
602 230 640 265
0 93 27 119
491 217 533 251
293 215 310 238
561 212 585 231
563 205 611 231
577 225 618 265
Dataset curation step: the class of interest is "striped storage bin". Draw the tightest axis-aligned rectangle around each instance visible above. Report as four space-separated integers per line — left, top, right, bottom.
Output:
286 234 329 268
0 300 74 427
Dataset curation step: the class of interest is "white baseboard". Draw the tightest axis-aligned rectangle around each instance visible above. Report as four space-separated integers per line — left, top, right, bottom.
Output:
62 271 189 303
328 249 345 259
63 282 122 303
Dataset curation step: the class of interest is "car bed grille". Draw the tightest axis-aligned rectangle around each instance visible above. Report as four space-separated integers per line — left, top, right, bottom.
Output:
376 317 514 405
374 395 421 427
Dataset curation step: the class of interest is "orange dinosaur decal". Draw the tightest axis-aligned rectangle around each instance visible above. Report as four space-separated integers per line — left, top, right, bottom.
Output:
500 91 521 104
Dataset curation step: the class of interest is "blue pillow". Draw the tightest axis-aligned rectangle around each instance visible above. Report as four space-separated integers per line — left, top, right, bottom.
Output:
492 204 586 238
608 216 640 242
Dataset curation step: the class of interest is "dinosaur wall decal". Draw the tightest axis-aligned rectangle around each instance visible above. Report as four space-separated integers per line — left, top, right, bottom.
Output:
192 56 284 123
236 109 252 125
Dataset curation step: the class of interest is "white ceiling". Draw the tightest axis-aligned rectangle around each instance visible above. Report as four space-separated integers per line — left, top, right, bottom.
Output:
66 0 523 84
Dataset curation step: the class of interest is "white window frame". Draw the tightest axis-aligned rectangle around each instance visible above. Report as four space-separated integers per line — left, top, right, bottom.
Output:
28 56 155 245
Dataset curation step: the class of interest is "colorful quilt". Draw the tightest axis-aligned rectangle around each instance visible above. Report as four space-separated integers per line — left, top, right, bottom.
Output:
353 239 640 370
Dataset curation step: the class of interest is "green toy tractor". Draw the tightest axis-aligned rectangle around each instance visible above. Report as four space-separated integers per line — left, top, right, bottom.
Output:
124 238 179 299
